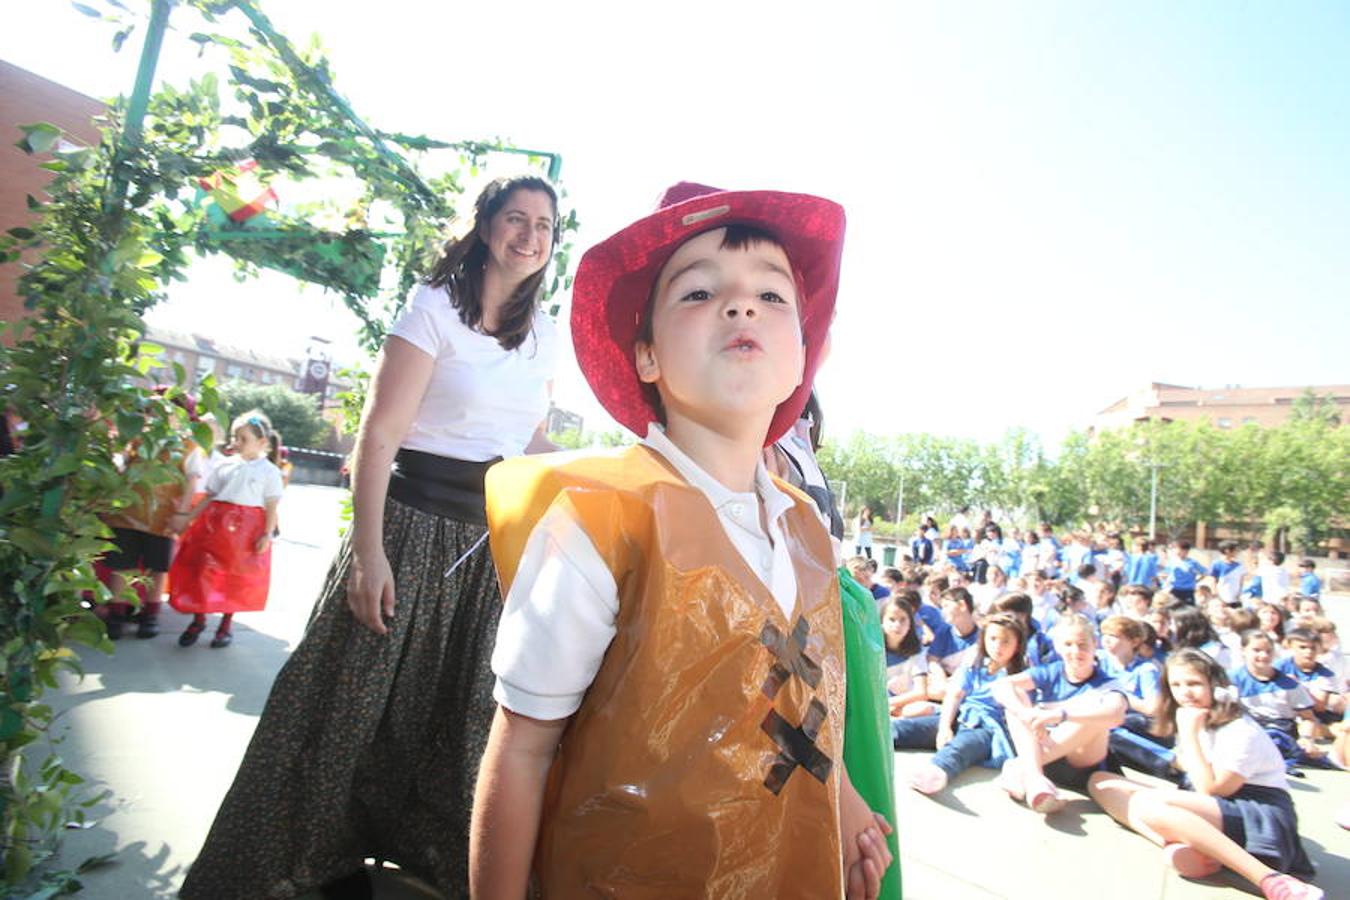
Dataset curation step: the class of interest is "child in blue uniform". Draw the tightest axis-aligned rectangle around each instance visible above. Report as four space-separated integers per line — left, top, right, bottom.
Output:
993 592 1058 667
904 613 1027 795
925 587 981 692
1231 630 1323 766
1164 540 1207 605
1088 649 1321 899
882 594 933 718
993 614 1128 814
1277 628 1345 725
1297 560 1320 599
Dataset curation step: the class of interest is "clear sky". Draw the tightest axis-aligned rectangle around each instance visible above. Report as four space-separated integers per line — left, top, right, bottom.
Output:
5 1 1348 444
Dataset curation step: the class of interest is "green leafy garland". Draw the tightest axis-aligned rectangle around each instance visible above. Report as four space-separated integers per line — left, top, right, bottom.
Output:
0 0 576 890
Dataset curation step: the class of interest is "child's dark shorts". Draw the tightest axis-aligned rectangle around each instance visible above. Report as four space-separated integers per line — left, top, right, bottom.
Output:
104 527 173 574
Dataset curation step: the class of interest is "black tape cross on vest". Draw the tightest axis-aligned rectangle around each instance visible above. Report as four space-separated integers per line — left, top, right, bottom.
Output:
760 616 822 701
760 698 832 795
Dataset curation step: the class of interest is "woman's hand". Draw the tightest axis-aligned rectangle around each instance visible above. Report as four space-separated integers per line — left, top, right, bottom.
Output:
254 533 272 553
936 723 954 749
347 546 396 634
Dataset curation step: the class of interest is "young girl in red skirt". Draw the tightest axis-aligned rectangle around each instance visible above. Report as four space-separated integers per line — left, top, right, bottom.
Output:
169 410 284 648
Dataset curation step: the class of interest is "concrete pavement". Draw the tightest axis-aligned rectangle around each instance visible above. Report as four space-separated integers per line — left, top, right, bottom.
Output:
46 484 1348 898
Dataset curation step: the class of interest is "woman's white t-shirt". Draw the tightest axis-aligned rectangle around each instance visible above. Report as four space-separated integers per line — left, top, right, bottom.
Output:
389 284 558 461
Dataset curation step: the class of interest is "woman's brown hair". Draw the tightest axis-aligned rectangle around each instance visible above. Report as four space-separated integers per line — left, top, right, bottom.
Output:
1153 648 1244 738
426 175 559 351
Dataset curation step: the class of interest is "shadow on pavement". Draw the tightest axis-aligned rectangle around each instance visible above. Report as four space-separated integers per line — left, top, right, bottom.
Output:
59 621 294 718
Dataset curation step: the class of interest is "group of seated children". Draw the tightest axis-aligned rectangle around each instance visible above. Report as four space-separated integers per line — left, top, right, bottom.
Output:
869 558 1340 900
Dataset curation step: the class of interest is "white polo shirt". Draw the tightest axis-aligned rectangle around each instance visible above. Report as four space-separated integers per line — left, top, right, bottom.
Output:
491 425 800 721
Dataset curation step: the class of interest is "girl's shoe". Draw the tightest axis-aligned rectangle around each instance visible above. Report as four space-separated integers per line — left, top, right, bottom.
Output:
178 620 205 647
1162 842 1222 878
1260 873 1324 900
907 764 949 795
135 614 160 639
210 630 233 649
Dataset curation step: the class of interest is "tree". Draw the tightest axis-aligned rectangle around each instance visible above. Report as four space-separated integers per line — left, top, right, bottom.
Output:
1289 388 1342 427
218 379 331 448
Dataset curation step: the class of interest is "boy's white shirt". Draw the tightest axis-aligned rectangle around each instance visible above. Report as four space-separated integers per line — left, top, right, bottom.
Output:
491 424 799 721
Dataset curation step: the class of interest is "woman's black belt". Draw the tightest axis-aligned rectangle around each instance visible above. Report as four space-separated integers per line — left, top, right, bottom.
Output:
386 448 498 526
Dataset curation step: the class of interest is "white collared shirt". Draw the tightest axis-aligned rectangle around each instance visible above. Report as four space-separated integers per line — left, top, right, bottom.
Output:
491 424 799 721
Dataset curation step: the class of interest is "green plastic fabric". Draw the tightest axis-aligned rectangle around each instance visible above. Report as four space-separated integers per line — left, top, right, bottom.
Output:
839 568 901 899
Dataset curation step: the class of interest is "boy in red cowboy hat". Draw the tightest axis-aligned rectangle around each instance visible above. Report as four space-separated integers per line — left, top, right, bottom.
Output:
471 184 892 898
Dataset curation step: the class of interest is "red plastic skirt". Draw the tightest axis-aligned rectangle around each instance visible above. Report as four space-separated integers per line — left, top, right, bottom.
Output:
168 501 271 614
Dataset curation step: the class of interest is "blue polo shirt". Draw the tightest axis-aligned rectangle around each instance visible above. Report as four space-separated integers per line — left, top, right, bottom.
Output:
1276 657 1339 696
1098 652 1162 699
927 622 981 675
1026 660 1125 705
1299 572 1321 598
1124 552 1159 587
1166 557 1207 591
1229 665 1312 726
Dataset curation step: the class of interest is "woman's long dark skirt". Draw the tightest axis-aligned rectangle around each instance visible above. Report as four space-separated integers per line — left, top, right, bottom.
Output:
180 496 501 899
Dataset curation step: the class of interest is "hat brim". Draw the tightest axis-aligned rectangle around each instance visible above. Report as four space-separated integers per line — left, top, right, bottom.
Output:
571 189 844 447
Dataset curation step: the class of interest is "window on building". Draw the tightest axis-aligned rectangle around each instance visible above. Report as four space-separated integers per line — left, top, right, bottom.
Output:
195 356 216 384
1216 417 1233 429
225 364 243 380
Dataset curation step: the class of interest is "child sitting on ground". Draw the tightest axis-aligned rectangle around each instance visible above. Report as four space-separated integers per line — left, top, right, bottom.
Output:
1088 649 1321 899
882 594 933 718
993 592 1057 667
923 587 982 702
1277 627 1345 727
904 613 1027 795
992 614 1129 814
471 184 891 897
1230 630 1325 767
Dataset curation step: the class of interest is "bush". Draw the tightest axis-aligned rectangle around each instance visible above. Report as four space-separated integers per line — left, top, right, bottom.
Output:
217 380 332 449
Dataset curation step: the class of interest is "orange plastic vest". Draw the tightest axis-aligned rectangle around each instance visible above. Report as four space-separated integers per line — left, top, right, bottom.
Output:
486 445 845 898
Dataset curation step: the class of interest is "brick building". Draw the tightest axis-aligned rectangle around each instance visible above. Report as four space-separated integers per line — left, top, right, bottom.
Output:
1093 382 1350 432
0 60 104 329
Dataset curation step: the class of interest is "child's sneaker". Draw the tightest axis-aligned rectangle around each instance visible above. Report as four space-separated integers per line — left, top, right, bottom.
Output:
1260 873 1324 900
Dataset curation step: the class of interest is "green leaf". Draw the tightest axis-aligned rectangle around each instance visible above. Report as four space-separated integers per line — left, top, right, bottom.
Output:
8 226 37 240
5 841 32 884
70 2 102 17
17 122 62 155
112 24 135 53
9 527 56 557
0 707 23 740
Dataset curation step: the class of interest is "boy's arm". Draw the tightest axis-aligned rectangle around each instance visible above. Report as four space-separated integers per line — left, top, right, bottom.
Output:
470 707 568 900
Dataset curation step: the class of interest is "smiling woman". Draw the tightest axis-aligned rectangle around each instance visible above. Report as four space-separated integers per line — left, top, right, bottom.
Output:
180 176 562 900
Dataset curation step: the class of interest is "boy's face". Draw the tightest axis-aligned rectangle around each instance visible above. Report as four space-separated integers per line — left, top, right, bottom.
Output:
635 229 804 437
1286 638 1320 670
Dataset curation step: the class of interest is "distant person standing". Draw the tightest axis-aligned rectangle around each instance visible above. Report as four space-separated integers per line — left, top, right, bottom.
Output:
181 175 561 900
856 505 875 559
168 411 282 648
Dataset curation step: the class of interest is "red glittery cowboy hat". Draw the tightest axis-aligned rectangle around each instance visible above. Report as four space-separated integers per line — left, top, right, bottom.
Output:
571 182 845 446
